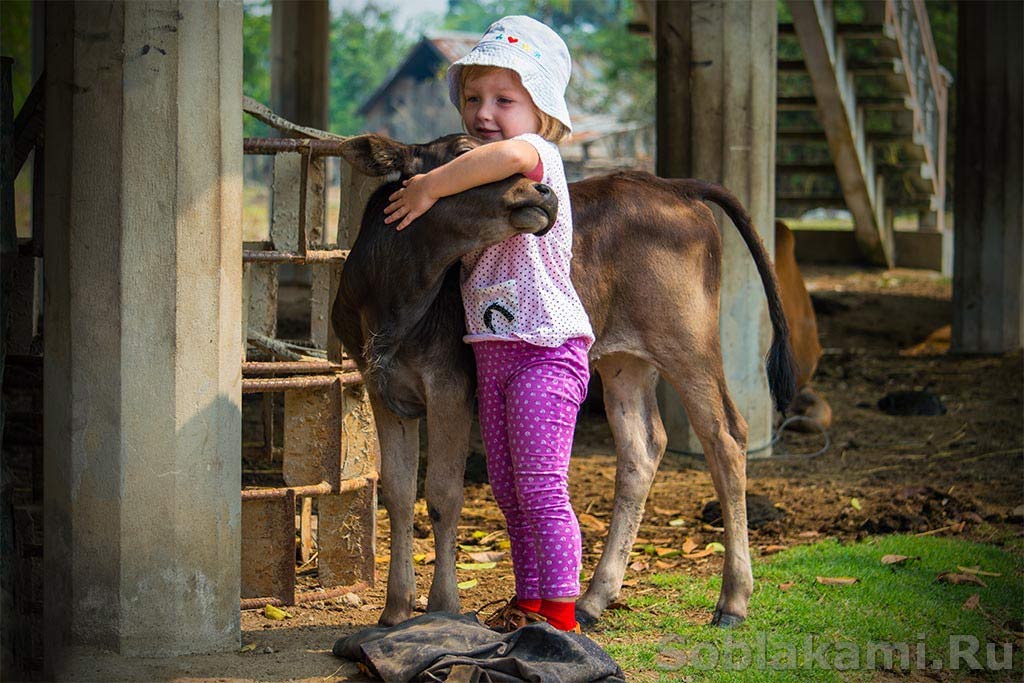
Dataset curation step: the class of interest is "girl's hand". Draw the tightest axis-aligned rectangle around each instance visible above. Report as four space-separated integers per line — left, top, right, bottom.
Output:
384 175 437 231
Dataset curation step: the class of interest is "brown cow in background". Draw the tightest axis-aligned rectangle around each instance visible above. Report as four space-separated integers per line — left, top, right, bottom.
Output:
774 220 832 431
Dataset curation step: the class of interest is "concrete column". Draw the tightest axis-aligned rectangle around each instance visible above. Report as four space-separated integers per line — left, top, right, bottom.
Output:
655 0 777 456
43 0 243 665
952 1 1023 353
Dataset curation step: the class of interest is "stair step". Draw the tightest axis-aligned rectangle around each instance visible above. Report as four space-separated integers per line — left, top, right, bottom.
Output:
778 58 897 76
779 22 885 38
778 95 910 111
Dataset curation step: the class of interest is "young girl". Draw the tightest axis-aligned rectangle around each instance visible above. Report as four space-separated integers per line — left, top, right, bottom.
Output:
384 16 593 633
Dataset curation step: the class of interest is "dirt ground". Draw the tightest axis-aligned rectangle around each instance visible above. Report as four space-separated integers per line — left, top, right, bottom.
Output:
59 265 1023 681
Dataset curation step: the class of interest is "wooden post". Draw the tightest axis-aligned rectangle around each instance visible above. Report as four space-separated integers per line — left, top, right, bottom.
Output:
952 1 1023 352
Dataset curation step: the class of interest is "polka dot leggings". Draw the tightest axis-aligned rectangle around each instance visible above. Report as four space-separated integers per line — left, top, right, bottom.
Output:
473 337 590 600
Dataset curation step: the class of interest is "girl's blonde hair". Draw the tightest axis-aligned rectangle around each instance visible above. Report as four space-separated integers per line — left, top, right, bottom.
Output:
459 65 571 144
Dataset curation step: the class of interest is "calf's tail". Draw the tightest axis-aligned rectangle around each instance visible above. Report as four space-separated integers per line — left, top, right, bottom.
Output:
670 179 798 413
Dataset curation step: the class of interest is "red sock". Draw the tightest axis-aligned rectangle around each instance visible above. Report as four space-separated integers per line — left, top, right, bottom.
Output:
539 599 578 631
517 598 541 613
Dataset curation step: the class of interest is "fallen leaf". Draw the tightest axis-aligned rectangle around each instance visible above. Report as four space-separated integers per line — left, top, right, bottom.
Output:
456 561 497 570
629 560 649 572
706 542 726 554
652 506 681 517
881 554 917 566
472 530 488 541
668 519 687 527
682 537 699 554
778 582 796 591
655 547 680 557
654 560 679 570
621 579 638 588
816 576 859 586
468 551 506 563
701 523 725 532
937 572 987 587
419 552 435 565
957 565 1002 577
579 513 608 533
240 642 257 653
850 498 862 511
648 537 673 545
761 545 787 555
495 540 511 550
458 544 490 553
962 593 981 610
951 521 966 533
375 555 389 563
683 549 715 560
457 579 478 590
264 604 292 620
413 553 426 564
798 530 821 538
479 530 506 545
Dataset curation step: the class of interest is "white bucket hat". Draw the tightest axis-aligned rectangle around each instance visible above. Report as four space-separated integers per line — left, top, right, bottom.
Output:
447 15 573 132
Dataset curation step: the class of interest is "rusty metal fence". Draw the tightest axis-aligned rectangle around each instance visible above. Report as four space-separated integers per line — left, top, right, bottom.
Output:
240 100 380 609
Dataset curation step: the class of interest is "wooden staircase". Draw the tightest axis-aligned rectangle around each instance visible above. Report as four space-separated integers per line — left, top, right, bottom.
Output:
779 0 949 266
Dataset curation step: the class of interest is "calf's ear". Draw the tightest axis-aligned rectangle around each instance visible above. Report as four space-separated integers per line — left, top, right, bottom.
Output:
340 135 413 177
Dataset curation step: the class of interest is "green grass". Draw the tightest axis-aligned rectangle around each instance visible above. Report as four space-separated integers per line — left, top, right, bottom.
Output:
595 535 1023 682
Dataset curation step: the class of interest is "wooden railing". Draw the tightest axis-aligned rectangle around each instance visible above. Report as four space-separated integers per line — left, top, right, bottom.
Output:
885 0 948 220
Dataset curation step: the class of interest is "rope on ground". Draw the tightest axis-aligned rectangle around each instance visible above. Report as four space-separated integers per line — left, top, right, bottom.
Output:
665 415 832 460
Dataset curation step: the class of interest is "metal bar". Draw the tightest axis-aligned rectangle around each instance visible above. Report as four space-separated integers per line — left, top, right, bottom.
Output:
241 475 375 501
242 248 347 264
244 137 351 157
242 371 362 394
298 148 310 258
243 360 352 375
241 582 368 610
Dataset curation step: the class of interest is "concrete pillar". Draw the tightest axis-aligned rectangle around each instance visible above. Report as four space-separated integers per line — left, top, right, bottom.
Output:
952 0 1023 353
654 0 777 456
42 0 243 666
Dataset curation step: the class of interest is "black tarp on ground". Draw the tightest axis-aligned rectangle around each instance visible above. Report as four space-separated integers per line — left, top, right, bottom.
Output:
333 611 626 682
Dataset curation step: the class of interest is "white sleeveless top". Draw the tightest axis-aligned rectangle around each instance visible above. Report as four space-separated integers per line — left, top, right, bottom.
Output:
460 133 594 348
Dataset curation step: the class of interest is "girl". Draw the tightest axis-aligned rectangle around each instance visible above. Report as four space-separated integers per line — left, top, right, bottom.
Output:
384 16 593 633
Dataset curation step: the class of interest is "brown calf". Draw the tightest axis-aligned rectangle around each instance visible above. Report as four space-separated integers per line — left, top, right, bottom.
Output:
334 134 796 628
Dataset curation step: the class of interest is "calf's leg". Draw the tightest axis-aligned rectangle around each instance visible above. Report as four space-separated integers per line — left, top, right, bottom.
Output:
577 354 666 625
423 392 473 613
659 340 752 627
369 391 422 626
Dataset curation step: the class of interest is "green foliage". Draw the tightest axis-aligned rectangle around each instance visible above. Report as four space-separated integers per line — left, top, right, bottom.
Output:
328 5 411 135
597 535 1023 681
1 0 33 111
242 0 272 137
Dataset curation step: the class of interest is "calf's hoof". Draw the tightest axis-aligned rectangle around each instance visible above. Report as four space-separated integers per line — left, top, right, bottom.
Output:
575 606 599 631
377 608 412 627
710 608 745 628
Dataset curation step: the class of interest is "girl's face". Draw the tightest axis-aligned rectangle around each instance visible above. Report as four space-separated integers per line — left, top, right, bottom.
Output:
461 69 541 142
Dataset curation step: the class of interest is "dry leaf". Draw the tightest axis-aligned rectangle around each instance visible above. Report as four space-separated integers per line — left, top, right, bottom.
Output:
456 561 497 570
654 559 679 570
579 513 608 533
881 554 917 566
621 579 638 588
468 551 506 563
706 542 726 554
652 506 681 517
264 604 292 620
962 593 981 610
655 547 680 557
629 560 649 572
761 545 787 555
956 565 1002 577
683 549 715 560
816 576 859 586
479 530 506 545
375 555 390 564
239 642 257 653
458 544 490 553
457 579 478 590
472 530 488 540
668 519 687 527
778 582 796 591
951 521 966 533
798 530 821 538
937 572 987 587
682 537 699 554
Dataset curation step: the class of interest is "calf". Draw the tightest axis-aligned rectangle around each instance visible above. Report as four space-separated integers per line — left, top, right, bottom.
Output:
333 134 796 628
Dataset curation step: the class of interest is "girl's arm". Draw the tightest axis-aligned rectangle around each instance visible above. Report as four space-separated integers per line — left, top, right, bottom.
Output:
384 139 540 231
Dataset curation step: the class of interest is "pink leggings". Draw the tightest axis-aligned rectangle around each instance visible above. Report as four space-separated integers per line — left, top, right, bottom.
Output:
473 338 590 600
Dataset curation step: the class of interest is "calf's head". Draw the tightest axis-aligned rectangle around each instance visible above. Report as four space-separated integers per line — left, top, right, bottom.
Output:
340 134 558 253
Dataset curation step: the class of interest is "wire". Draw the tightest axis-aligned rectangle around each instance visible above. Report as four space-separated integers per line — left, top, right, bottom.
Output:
664 415 832 460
